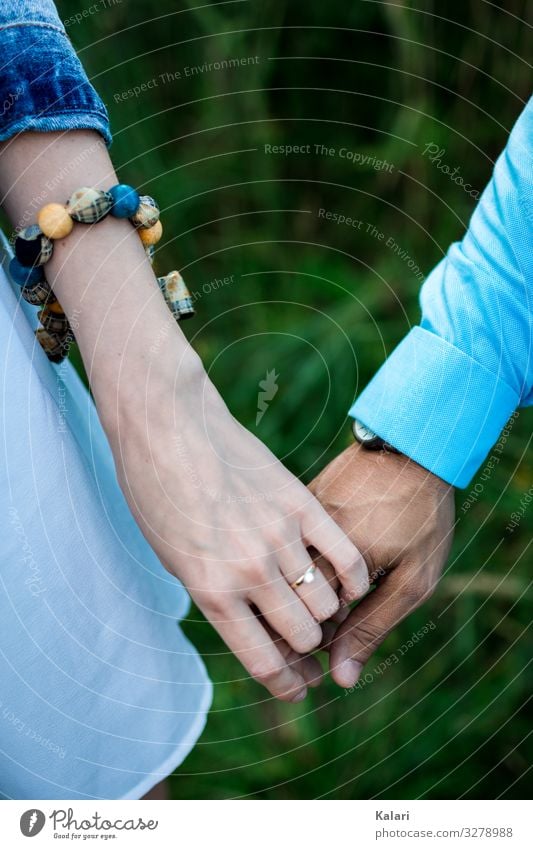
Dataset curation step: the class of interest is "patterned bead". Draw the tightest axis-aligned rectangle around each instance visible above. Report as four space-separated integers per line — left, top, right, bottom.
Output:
158 271 195 320
130 195 160 229
66 187 113 223
38 306 71 334
14 225 53 267
35 328 71 363
20 281 55 306
145 245 155 265
37 203 74 239
109 184 140 218
139 219 162 246
47 300 66 315
9 256 45 287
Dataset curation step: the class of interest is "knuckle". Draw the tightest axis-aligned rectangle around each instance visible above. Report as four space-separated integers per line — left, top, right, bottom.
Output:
415 581 435 606
314 596 340 623
334 537 359 561
194 589 225 616
246 558 271 586
269 525 293 548
206 597 229 619
337 553 362 576
248 661 284 685
300 504 325 533
291 624 322 653
403 590 424 612
340 565 370 599
345 540 360 559
401 570 435 609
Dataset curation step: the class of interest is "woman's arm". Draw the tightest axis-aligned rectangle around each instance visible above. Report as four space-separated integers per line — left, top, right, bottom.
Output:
0 129 369 701
1 130 200 418
0 0 369 702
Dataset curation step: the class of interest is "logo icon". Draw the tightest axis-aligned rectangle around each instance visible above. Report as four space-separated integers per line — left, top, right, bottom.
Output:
256 369 279 425
20 810 45 837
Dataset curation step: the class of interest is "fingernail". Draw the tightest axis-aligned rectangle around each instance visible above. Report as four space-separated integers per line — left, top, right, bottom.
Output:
337 659 362 687
290 689 307 703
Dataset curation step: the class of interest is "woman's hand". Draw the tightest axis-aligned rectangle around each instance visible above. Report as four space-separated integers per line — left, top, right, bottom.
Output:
108 358 368 702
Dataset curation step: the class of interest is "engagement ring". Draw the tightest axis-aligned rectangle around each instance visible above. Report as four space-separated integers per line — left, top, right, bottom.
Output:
290 563 317 589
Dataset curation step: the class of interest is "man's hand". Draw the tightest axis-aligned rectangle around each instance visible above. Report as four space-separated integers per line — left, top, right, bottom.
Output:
309 443 455 688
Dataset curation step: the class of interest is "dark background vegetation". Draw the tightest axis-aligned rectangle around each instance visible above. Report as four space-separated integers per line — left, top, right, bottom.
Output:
59 0 531 799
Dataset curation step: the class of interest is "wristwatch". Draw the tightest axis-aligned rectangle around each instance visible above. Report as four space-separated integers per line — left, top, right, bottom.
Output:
352 419 401 453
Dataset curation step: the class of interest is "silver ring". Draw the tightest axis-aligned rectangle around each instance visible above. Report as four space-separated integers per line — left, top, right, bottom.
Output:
290 563 317 589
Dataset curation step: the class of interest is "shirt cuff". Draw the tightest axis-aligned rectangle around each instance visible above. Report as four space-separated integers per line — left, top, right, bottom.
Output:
348 327 519 488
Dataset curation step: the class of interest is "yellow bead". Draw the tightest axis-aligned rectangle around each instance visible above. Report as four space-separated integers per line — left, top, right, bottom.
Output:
37 203 74 240
138 219 162 246
48 300 66 315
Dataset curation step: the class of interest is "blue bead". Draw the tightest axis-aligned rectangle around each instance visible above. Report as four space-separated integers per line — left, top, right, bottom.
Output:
109 184 140 218
9 256 45 287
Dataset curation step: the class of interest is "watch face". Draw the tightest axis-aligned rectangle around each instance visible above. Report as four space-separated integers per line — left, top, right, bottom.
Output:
352 419 380 444
352 419 401 454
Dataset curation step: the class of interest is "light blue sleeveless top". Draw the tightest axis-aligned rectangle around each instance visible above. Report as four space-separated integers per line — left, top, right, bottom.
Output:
0 232 212 799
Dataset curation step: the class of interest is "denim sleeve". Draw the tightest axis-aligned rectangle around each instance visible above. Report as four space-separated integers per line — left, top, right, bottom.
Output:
0 1 111 146
349 97 533 488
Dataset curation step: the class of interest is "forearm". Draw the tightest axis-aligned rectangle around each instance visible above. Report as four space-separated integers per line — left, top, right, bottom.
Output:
0 130 204 435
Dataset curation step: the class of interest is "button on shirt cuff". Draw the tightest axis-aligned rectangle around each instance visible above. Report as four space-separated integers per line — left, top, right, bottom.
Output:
349 326 520 488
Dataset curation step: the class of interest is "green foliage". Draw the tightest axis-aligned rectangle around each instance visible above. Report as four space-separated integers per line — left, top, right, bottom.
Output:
60 0 531 799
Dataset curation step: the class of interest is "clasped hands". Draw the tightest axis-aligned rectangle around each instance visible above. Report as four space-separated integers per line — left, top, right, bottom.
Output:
235 441 455 702
115 370 455 703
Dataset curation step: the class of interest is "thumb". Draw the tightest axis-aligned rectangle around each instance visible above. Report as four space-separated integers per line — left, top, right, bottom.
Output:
329 566 416 687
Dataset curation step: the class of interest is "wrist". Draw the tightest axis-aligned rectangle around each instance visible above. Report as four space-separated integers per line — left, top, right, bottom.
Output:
95 336 211 437
352 441 453 497
43 215 208 426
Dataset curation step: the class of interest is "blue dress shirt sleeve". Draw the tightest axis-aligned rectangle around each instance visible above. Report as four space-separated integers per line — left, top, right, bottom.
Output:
349 97 533 488
0 1 111 146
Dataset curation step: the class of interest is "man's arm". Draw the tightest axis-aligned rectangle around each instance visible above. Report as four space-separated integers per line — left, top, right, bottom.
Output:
350 97 532 488
313 99 532 686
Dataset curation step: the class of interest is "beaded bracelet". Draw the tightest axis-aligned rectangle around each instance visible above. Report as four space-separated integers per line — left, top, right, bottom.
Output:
8 184 195 364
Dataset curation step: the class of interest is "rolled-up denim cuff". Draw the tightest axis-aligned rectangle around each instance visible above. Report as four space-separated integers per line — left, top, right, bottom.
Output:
349 327 520 488
0 14 111 147
0 109 112 147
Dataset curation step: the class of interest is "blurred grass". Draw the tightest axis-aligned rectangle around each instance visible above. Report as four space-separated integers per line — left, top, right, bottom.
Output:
59 0 531 799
